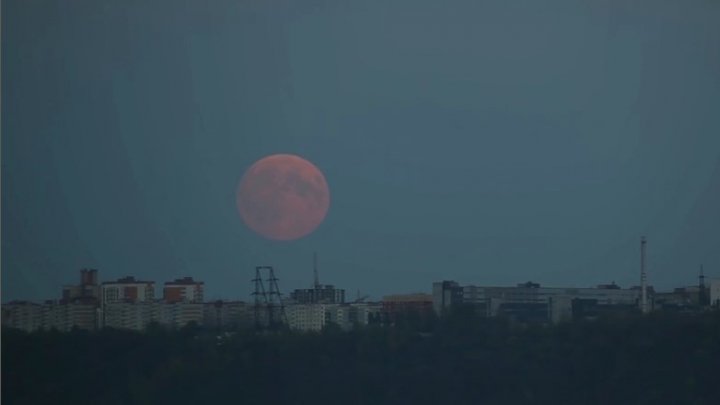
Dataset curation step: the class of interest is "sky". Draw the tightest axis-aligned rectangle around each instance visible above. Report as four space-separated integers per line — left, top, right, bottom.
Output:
3 0 720 302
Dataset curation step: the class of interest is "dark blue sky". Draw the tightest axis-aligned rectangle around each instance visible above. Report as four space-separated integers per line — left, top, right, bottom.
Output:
3 0 720 302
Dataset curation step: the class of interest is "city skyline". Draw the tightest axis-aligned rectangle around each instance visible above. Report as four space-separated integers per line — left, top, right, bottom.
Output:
5 256 717 305
3 236 720 302
5 264 718 334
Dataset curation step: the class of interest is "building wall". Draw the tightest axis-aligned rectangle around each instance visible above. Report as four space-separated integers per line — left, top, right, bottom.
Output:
286 304 328 331
549 296 573 324
103 302 203 331
62 302 98 331
434 281 641 321
2 302 43 332
62 269 100 303
290 286 345 304
710 279 720 307
163 278 204 303
382 294 434 320
432 281 462 314
2 301 97 332
202 301 252 330
284 302 382 332
101 279 155 306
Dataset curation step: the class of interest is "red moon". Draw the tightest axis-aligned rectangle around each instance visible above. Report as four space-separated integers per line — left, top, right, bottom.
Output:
236 154 330 241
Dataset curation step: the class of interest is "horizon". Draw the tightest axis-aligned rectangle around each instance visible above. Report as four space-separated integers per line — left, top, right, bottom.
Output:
4 250 716 305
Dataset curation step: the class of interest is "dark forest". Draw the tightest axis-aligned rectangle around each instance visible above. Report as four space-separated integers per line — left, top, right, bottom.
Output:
3 310 719 405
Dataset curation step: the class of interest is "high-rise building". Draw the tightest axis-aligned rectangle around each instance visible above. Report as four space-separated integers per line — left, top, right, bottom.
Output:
61 268 100 303
163 277 204 303
290 285 345 304
289 254 345 304
100 276 155 328
101 276 155 305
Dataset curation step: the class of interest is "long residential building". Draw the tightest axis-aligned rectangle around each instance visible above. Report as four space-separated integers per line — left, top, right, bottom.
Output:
103 301 203 331
285 303 382 332
433 280 641 323
1 300 98 332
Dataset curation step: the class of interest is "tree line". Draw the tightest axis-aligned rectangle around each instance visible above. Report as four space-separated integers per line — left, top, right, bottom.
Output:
3 308 719 404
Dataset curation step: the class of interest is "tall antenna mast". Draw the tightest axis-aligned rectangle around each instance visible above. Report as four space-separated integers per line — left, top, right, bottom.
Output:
313 251 320 289
699 264 708 307
640 236 648 314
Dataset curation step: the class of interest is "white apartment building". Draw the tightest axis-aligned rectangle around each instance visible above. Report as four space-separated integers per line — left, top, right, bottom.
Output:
285 303 382 332
2 301 43 332
2 300 97 332
710 279 720 307
103 301 203 331
163 277 204 303
286 304 328 331
101 277 155 306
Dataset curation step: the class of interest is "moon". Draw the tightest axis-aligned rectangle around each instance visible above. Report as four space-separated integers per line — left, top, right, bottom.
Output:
236 154 330 241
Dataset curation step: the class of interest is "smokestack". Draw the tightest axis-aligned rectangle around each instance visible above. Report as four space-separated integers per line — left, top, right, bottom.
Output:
640 236 648 314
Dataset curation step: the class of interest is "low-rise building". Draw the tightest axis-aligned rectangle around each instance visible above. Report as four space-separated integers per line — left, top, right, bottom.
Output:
285 302 381 332
203 300 253 330
709 279 720 308
382 293 434 323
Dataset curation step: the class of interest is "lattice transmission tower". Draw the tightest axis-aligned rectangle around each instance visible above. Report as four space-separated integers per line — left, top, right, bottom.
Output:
252 266 287 330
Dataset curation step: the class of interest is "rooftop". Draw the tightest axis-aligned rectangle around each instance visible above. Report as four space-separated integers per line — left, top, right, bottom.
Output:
164 277 204 285
102 276 155 285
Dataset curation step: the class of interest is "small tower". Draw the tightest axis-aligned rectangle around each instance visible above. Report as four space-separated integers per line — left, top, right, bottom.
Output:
313 252 320 289
640 236 649 314
699 265 709 307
